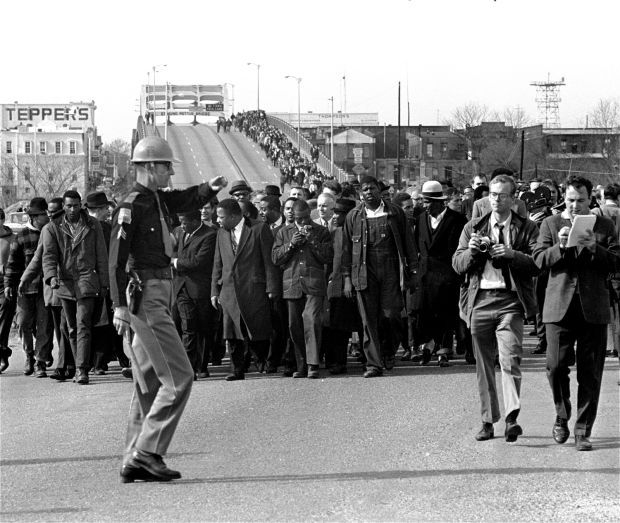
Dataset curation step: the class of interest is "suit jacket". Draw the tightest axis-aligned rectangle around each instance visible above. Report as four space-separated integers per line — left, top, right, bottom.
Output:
173 223 217 300
272 222 333 299
313 216 335 233
452 211 539 326
412 208 467 310
211 218 280 340
472 196 527 220
533 212 619 324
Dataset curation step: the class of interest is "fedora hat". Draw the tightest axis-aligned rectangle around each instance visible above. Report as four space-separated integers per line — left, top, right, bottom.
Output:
26 197 48 215
229 180 253 195
264 185 282 197
421 180 446 200
85 191 112 208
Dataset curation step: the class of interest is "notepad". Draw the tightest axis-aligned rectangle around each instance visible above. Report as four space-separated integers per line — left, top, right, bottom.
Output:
567 214 596 248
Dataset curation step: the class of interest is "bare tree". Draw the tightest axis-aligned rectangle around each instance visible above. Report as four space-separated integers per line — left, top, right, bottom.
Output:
492 106 533 130
446 102 489 130
589 98 620 174
105 138 131 156
103 138 134 200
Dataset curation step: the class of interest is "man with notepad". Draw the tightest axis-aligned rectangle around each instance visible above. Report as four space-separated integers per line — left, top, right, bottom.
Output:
534 175 620 451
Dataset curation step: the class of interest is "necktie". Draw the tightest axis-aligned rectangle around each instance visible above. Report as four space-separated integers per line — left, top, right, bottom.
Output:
496 224 512 290
155 192 173 258
231 231 238 255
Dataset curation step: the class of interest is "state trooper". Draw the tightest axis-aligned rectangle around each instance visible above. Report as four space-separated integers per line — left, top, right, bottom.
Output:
109 136 227 483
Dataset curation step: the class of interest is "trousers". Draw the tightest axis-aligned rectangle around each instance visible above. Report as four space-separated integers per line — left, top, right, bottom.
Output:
470 290 524 423
125 279 193 460
61 297 96 370
16 292 53 363
287 295 324 369
545 296 607 436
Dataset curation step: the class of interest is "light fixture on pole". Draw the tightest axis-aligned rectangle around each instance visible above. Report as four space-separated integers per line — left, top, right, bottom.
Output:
328 96 334 177
247 63 261 111
152 64 167 128
285 75 302 148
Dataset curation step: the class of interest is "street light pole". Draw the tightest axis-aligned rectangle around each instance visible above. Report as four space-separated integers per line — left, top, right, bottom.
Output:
285 75 302 148
328 96 334 177
247 63 261 111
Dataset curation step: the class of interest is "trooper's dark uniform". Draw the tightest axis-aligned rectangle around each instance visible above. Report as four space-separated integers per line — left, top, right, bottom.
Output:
109 181 218 467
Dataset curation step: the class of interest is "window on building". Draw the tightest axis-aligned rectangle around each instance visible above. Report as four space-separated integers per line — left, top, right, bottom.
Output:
560 139 567 153
444 165 453 182
39 141 47 154
6 166 14 183
24 165 31 181
25 141 32 154
5 141 11 154
55 141 62 154
69 141 77 154
546 138 553 152
426 143 433 158
441 143 448 155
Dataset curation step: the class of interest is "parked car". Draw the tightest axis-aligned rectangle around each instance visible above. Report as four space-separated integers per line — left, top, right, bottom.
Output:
5 211 28 233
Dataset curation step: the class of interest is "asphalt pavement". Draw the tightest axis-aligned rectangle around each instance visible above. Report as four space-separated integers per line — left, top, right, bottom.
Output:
1 334 618 522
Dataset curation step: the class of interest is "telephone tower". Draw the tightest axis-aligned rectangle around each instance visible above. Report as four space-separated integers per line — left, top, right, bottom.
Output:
530 74 565 128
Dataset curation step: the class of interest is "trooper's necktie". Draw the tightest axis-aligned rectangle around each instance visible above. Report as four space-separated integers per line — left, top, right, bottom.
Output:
496 224 512 290
155 192 173 258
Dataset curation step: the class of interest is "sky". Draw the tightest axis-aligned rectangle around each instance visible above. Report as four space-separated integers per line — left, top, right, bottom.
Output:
3 0 618 143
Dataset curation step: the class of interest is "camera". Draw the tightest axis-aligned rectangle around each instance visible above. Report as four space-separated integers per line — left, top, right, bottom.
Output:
478 236 495 253
299 225 312 236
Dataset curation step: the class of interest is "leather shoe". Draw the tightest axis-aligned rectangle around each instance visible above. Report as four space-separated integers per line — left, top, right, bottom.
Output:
420 348 431 365
552 416 570 444
363 367 383 378
307 365 320 379
575 435 592 451
120 463 159 483
0 347 12 373
127 450 181 480
475 423 494 441
292 370 307 378
35 362 47 378
121 367 133 379
225 373 244 381
438 354 450 368
504 421 523 442
76 369 89 384
49 369 68 381
23 357 35 376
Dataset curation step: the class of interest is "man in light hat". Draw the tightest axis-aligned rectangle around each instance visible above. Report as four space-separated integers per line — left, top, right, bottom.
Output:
411 180 467 366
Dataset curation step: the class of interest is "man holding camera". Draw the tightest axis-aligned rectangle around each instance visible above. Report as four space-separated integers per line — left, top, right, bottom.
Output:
453 174 539 442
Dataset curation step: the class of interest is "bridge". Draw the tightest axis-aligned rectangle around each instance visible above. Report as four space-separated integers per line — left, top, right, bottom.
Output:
134 84 347 195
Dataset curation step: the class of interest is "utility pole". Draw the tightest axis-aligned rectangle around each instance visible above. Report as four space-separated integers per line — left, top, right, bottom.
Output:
329 96 334 177
519 130 525 179
396 81 401 189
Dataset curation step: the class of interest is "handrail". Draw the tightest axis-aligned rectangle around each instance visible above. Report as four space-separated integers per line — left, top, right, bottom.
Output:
265 114 347 182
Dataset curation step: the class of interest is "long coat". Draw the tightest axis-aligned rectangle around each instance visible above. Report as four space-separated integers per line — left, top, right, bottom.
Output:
411 207 467 311
173 224 217 301
211 218 280 340
42 211 109 300
533 212 619 324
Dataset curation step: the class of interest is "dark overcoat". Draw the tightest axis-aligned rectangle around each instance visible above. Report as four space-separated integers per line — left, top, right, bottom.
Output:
211 218 280 340
174 224 217 300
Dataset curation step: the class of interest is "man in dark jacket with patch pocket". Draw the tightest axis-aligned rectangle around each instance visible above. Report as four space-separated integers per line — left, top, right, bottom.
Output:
42 190 109 385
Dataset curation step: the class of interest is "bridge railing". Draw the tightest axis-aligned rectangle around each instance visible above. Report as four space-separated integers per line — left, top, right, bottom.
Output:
265 114 347 182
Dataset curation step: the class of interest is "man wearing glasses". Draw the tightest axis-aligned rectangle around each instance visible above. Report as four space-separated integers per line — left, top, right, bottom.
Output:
453 173 539 443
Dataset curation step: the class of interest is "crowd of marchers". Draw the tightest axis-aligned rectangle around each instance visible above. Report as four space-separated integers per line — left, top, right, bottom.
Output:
0 111 619 454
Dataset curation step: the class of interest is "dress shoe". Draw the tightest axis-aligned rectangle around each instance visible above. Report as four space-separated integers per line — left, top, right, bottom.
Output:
530 345 546 355
553 416 570 444
504 421 523 442
292 370 307 378
575 435 593 451
120 463 158 483
0 347 12 373
420 348 431 365
383 355 395 370
127 450 181 480
121 367 133 379
438 354 450 367
23 356 35 376
363 367 383 378
49 369 68 381
76 369 89 384
34 362 47 378
281 368 294 377
307 365 320 379
475 423 494 441
225 373 245 381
